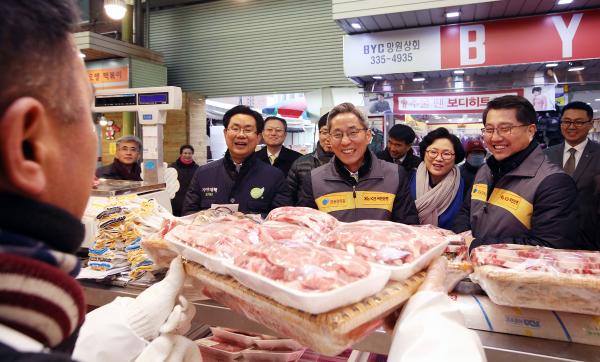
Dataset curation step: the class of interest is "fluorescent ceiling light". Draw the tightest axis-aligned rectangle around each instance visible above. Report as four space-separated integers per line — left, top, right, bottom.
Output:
557 0 573 4
351 23 362 29
104 0 127 20
568 62 585 72
412 73 425 82
446 11 460 18
372 75 383 80
545 63 558 68
453 69 465 75
594 98 600 101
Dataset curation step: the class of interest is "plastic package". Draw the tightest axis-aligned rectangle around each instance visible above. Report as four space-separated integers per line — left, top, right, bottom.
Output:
196 336 246 361
471 244 600 315
230 240 390 314
260 220 321 243
266 207 339 235
210 327 261 348
185 261 425 355
322 220 450 280
242 348 306 362
451 293 600 346
164 219 273 274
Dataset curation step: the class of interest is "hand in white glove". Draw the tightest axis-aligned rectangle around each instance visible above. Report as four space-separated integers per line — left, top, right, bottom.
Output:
383 257 448 332
159 295 196 335
127 256 188 340
135 334 201 362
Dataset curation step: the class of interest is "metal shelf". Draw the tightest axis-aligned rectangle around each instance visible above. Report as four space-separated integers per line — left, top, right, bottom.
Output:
80 282 600 362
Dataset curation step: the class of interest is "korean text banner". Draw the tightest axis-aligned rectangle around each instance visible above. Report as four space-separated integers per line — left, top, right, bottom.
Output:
343 9 600 77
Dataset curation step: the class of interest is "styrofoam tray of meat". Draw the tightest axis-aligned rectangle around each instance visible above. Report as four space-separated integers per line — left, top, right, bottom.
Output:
210 326 261 348
164 231 231 275
470 244 600 315
227 241 390 314
373 241 449 281
242 348 306 362
323 220 451 281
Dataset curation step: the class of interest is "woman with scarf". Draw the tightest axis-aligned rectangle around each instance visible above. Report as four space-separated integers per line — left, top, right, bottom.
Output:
96 135 143 181
169 144 199 216
410 128 465 230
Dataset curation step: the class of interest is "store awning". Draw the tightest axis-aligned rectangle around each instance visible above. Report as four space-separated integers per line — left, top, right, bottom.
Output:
262 99 308 119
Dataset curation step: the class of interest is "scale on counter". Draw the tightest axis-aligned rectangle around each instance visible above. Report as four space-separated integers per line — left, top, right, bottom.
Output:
92 86 182 185
81 87 183 248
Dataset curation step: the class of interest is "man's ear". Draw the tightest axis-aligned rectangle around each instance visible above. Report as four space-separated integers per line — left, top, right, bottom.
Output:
0 97 49 195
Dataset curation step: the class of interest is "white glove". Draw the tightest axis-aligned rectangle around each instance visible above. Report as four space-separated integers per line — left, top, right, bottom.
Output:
160 295 196 335
135 334 201 362
164 167 180 199
126 256 187 340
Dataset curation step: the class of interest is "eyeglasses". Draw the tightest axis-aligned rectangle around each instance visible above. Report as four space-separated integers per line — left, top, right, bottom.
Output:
118 146 139 152
330 128 368 141
481 125 528 137
227 127 257 135
560 119 591 128
425 149 455 160
264 128 285 134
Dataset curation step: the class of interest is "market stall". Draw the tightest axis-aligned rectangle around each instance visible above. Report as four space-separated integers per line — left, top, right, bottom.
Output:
78 201 600 362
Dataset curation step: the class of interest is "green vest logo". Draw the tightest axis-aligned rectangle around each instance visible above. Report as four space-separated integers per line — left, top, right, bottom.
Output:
250 187 264 199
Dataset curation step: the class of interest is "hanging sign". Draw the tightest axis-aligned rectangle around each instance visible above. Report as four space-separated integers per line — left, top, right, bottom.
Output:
343 9 600 77
86 58 129 90
393 89 523 114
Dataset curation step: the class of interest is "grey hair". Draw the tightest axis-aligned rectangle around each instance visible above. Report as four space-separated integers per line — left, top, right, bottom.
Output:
326 102 368 130
116 135 142 150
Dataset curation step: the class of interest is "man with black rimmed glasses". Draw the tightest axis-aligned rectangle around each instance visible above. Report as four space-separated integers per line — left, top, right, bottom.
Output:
297 103 418 223
453 95 581 251
182 105 284 215
545 101 600 249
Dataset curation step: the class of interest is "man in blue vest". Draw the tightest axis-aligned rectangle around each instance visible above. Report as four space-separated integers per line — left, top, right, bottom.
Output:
453 95 580 251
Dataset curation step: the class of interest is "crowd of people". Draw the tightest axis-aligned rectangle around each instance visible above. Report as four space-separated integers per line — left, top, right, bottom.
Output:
1 0 598 361
171 96 599 252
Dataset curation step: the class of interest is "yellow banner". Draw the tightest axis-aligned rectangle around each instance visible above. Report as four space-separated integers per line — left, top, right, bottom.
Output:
315 191 394 213
471 183 488 202
488 188 533 229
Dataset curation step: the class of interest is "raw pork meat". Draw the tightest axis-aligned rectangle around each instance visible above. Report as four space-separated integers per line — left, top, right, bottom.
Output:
471 244 600 275
266 207 339 234
323 220 450 266
234 240 370 292
260 220 321 243
166 218 273 260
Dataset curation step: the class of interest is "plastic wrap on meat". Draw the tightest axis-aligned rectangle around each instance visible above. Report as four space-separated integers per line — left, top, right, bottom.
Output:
323 220 450 266
234 241 371 292
266 207 339 234
471 244 600 276
260 221 322 243
166 219 273 260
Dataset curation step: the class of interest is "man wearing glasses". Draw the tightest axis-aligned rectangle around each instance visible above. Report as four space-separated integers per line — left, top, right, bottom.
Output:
453 95 580 251
255 116 302 176
297 103 418 223
96 135 143 181
545 101 600 249
182 105 284 215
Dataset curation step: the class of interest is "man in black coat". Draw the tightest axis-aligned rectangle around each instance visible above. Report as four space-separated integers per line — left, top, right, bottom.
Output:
169 144 199 216
459 139 487 197
545 101 600 250
255 116 302 176
376 124 421 172
273 112 334 206
182 106 284 216
95 135 143 181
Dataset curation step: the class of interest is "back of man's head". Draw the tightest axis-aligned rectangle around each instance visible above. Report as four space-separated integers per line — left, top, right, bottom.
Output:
0 0 79 122
223 105 265 133
388 124 416 144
